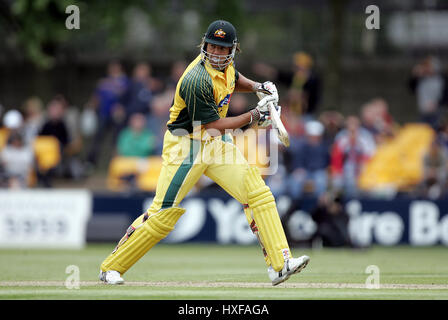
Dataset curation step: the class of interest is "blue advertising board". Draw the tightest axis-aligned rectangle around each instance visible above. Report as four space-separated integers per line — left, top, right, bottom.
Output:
92 191 448 246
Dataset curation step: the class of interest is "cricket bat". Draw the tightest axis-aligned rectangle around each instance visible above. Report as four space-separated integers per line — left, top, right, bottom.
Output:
256 92 290 147
268 101 290 147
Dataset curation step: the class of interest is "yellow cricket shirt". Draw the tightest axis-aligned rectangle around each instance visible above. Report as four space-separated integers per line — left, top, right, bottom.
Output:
166 54 239 140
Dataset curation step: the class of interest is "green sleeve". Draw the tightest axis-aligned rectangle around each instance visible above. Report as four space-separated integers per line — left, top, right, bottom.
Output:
117 129 130 156
180 69 221 125
117 129 155 157
142 131 155 155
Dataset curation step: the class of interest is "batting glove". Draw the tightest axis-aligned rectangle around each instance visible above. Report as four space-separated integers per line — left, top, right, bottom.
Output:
249 97 279 126
258 104 282 127
255 81 279 104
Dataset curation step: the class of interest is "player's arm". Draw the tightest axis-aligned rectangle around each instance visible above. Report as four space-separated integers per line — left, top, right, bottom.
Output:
204 96 275 135
205 72 267 133
181 71 274 135
204 112 251 133
235 72 278 99
234 72 260 93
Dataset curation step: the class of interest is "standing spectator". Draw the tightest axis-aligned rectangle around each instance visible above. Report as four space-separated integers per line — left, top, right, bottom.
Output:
63 100 86 180
38 95 74 185
0 131 34 188
87 60 130 167
121 62 154 119
288 52 321 119
117 113 156 157
409 56 448 129
331 115 376 197
253 51 322 119
22 96 45 145
39 95 70 150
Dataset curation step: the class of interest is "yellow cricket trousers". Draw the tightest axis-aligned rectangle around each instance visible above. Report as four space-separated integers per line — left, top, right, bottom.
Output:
101 129 291 274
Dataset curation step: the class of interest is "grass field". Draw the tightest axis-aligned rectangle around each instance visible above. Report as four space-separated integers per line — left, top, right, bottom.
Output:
1 243 448 300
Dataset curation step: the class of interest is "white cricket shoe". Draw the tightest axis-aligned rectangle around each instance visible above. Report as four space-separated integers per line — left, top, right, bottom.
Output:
268 255 310 286
99 270 124 285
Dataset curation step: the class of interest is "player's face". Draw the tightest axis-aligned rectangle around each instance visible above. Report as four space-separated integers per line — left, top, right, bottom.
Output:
206 43 231 69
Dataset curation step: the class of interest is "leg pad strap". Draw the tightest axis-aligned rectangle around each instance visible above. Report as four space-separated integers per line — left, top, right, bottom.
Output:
101 207 186 274
245 166 291 272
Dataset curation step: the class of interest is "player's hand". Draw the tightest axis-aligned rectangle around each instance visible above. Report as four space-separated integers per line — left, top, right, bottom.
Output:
261 104 282 127
255 81 279 104
258 114 272 127
256 94 276 113
257 104 282 127
249 95 276 126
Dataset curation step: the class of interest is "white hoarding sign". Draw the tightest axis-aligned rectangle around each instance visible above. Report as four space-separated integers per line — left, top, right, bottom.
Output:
0 190 92 249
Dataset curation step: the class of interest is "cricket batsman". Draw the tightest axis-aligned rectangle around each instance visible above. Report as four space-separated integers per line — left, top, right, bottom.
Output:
99 20 310 286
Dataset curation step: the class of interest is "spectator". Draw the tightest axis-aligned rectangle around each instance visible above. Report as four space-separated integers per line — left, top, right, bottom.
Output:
38 95 80 185
330 115 376 197
418 137 448 199
166 60 187 90
2 109 24 133
39 95 70 150
146 90 173 155
409 56 448 129
438 120 448 152
86 60 130 167
318 110 345 146
281 105 305 139
22 96 45 145
0 131 34 189
121 62 153 119
64 101 86 180
361 98 396 145
146 63 165 95
117 113 156 157
310 192 352 248
293 121 330 198
253 51 322 119
267 104 304 198
269 120 329 199
1 109 24 154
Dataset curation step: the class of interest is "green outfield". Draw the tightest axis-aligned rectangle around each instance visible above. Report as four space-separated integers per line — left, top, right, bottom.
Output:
0 244 447 300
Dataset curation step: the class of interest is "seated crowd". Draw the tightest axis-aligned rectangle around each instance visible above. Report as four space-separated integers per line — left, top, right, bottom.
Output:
0 60 446 201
